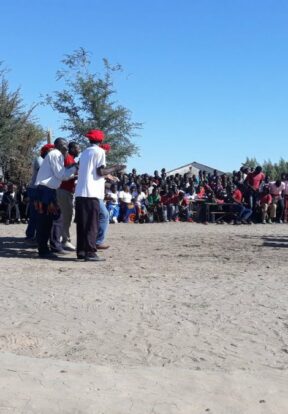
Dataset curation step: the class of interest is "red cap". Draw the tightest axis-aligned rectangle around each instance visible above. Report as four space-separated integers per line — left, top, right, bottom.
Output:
85 129 105 143
40 144 55 158
99 143 111 153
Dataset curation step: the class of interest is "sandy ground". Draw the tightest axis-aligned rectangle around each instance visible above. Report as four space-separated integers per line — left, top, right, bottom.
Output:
0 222 288 413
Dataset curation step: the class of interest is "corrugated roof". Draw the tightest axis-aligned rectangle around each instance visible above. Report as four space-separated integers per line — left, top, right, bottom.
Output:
167 161 225 176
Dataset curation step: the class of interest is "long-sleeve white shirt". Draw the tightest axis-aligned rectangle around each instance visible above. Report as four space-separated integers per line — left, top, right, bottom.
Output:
35 149 77 189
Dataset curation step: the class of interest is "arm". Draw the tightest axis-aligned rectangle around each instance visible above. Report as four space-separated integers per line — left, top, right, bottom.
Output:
50 152 77 181
97 164 126 177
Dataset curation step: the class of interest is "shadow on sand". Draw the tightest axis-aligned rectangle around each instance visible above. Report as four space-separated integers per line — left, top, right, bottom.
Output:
262 236 288 249
0 237 76 261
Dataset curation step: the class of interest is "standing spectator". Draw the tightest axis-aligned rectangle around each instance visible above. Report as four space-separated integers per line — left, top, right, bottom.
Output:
244 166 265 214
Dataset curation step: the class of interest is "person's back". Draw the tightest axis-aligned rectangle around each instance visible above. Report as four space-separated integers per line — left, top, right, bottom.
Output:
75 146 105 199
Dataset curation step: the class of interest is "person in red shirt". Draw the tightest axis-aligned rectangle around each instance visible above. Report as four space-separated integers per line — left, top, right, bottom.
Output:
52 141 80 251
259 186 275 224
244 166 265 217
232 184 252 224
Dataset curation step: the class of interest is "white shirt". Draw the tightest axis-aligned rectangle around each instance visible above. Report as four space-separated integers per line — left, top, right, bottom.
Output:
106 191 118 204
35 149 77 190
136 191 146 205
118 190 132 203
75 145 106 199
284 180 288 195
268 181 285 196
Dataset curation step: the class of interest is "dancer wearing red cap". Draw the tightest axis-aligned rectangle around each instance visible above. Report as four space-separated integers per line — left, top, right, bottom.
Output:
75 130 124 261
35 138 77 258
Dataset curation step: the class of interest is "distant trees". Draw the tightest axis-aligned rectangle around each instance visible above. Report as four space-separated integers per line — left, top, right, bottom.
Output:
46 48 141 164
0 66 45 183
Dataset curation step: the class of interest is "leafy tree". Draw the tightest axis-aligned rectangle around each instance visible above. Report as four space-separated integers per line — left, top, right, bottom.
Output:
242 156 259 170
0 66 45 183
46 48 142 164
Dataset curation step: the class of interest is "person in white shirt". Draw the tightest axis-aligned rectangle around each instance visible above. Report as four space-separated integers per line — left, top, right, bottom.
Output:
35 138 77 257
268 179 285 223
105 184 120 223
75 130 123 261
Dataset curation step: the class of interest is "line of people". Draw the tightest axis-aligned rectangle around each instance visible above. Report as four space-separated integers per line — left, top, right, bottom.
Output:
23 130 123 260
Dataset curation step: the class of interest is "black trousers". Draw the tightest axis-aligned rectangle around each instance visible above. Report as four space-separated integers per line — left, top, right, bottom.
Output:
36 211 54 255
75 197 99 255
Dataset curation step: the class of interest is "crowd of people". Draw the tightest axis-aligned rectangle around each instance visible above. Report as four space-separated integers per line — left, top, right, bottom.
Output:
104 165 288 225
1 132 288 260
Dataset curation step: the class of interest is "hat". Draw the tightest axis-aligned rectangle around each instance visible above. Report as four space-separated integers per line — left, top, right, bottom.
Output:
40 144 55 158
85 129 105 143
99 143 111 153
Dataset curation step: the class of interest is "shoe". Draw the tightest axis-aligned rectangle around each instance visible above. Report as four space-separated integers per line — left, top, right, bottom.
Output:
268 219 272 224
85 253 106 262
187 218 194 223
25 238 38 247
51 248 68 255
76 251 86 261
262 220 266 224
38 251 59 259
96 244 110 250
62 241 76 251
112 217 118 223
5 220 9 225
277 219 283 224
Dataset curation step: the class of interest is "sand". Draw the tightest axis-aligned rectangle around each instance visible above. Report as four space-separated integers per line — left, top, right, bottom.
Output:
0 222 287 413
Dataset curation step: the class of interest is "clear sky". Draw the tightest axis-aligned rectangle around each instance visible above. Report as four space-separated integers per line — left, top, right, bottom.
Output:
1 0 288 174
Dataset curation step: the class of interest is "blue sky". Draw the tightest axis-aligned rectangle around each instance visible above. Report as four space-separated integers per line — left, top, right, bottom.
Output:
1 0 288 173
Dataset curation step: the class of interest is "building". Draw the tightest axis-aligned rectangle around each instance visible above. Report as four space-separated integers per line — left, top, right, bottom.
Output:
167 161 225 177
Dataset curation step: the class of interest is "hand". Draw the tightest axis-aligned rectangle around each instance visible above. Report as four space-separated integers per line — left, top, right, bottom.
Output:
106 174 118 182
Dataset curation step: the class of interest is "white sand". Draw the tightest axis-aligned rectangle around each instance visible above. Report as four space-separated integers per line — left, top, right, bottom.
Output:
0 222 288 413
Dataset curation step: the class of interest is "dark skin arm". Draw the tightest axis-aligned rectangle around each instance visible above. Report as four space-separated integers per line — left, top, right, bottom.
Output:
97 164 126 177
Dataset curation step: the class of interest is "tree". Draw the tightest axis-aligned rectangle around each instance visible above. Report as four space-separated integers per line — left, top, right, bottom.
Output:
46 48 142 164
0 65 45 183
242 156 259 170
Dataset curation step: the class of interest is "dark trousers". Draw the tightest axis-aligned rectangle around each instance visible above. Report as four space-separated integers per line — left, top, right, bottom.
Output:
75 197 99 255
26 188 37 239
50 214 64 251
5 203 20 221
36 211 54 255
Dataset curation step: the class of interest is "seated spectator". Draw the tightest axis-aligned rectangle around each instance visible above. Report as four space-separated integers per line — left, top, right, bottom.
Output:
160 187 179 221
147 187 165 222
176 190 190 221
2 183 21 224
232 184 252 224
134 185 147 223
118 184 134 223
268 179 285 223
106 184 120 223
259 186 275 224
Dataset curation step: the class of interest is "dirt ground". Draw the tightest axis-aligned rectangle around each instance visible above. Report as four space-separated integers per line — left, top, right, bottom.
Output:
0 222 287 413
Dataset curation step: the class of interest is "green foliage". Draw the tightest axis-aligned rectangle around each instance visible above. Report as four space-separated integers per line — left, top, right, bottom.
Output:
242 157 259 170
0 66 45 183
242 156 288 180
46 48 142 164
